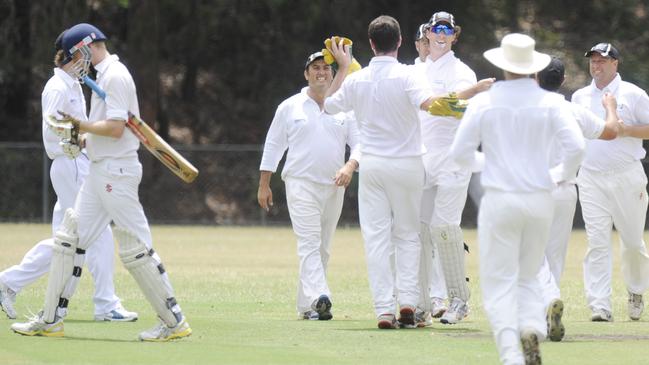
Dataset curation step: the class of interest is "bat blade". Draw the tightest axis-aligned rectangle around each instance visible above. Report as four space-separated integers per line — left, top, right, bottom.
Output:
127 113 198 183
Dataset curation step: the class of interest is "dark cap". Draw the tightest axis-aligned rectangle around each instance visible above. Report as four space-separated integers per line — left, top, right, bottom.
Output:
537 57 565 92
428 11 455 28
305 51 324 69
415 23 427 41
585 43 620 60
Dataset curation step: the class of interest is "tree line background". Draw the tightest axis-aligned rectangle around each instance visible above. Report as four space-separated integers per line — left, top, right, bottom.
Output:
2 0 649 225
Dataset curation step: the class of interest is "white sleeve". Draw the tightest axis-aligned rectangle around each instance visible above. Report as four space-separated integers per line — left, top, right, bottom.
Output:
571 103 605 140
406 66 434 108
103 74 132 121
632 89 649 125
449 99 482 167
552 106 585 182
346 112 362 164
259 104 289 172
325 79 353 115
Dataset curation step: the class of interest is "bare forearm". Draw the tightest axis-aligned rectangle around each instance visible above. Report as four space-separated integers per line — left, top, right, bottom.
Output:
259 170 273 188
622 125 649 139
80 119 126 138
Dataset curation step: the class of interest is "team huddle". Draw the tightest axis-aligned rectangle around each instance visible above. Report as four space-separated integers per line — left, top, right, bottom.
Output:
257 12 649 365
0 10 648 365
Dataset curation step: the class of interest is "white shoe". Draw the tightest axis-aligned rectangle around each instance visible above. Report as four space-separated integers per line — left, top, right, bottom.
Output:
299 310 320 320
377 313 397 329
94 306 139 322
0 281 17 319
414 309 433 328
11 312 64 337
139 317 192 342
628 292 644 321
431 297 447 319
440 297 468 324
547 298 565 342
520 329 542 365
591 308 613 322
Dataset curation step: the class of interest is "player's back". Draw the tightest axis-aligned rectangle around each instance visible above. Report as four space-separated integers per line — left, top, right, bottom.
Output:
471 78 581 192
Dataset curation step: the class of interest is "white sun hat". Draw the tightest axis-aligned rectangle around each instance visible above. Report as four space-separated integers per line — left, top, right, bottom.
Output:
483 33 551 75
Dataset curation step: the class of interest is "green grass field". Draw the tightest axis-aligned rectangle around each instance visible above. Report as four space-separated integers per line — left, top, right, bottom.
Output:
0 224 648 364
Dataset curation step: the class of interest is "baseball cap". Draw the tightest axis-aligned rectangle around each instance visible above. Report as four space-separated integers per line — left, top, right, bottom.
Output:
585 43 620 60
428 11 455 28
305 51 324 69
415 23 427 41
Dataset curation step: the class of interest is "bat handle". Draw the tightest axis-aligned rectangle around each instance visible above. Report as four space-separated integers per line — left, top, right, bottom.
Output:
82 76 107 100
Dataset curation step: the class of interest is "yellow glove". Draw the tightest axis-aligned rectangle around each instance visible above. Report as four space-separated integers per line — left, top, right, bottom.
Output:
427 93 469 119
322 36 362 75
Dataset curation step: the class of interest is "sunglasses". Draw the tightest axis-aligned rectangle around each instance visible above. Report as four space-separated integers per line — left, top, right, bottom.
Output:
430 24 455 35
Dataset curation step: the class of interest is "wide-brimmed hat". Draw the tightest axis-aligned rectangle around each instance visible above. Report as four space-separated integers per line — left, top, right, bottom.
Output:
483 33 551 75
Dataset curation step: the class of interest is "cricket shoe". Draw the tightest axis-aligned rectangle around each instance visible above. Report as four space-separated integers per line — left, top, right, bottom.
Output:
94 306 138 322
300 310 320 320
398 304 416 328
377 313 398 329
590 308 613 322
440 297 469 324
312 294 333 321
546 298 565 342
0 280 17 319
11 311 64 337
520 329 542 365
431 297 447 319
139 317 192 342
414 308 433 328
628 291 644 321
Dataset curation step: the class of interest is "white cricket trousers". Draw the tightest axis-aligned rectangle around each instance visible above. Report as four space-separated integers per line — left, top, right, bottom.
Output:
479 189 552 365
577 162 649 311
359 155 424 317
285 177 345 313
76 158 152 251
0 156 120 315
419 166 472 301
537 183 577 308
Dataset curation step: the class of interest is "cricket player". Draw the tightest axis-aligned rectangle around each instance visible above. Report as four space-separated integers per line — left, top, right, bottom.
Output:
11 23 191 341
416 10 486 326
413 24 429 64
450 33 584 365
0 30 137 323
324 15 491 329
535 57 619 342
258 51 360 321
572 42 649 323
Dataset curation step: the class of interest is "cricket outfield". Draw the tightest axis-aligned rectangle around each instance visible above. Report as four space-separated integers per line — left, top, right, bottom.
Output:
0 224 647 364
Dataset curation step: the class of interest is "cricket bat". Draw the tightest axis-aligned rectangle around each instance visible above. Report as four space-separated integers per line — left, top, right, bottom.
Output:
82 76 198 183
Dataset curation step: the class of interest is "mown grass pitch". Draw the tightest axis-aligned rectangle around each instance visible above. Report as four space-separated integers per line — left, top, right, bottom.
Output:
0 224 648 364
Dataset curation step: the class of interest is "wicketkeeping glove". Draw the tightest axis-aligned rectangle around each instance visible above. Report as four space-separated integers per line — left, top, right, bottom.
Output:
47 110 81 143
322 36 362 75
427 92 469 119
60 139 81 159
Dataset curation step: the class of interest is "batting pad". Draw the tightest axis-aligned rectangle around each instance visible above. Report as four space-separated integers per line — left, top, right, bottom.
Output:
417 223 434 312
44 209 78 323
433 225 470 301
115 227 182 327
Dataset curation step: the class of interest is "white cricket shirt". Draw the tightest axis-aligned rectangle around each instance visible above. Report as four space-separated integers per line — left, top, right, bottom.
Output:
450 78 585 192
87 54 141 162
259 87 361 185
324 56 431 158
41 68 88 160
572 74 649 172
418 51 477 152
